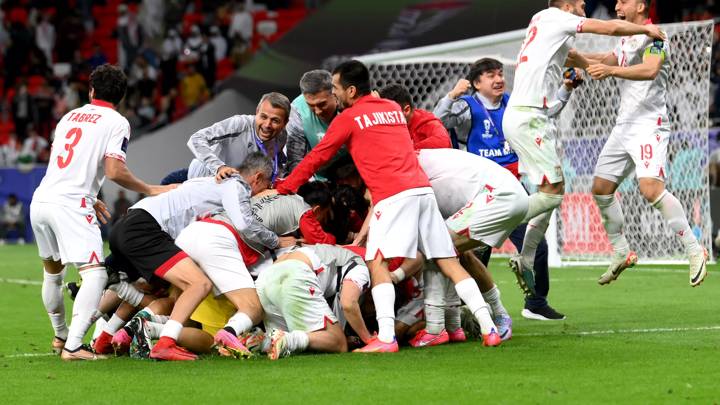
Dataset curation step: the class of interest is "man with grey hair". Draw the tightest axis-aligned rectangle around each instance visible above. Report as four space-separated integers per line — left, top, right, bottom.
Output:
286 70 345 178
187 92 291 181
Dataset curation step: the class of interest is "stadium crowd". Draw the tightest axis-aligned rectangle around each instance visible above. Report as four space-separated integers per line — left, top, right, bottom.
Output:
0 0 312 167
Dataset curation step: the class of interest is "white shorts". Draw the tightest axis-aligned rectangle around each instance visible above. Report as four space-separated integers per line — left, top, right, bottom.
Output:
256 259 337 333
365 188 455 261
445 182 529 248
30 201 104 265
174 221 254 296
594 122 670 183
503 106 564 185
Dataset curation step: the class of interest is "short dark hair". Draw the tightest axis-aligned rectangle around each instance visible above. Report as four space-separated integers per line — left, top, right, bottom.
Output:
257 92 291 122
378 83 413 109
89 64 127 105
466 58 504 83
332 60 371 96
298 181 333 209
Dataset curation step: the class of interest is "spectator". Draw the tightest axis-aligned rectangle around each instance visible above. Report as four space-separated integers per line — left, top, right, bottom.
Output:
20 127 50 164
87 44 109 70
228 4 253 49
11 83 33 141
129 55 159 99
117 4 142 70
160 28 183 94
209 25 228 62
198 29 217 90
35 13 55 65
137 96 157 126
0 194 26 244
0 133 21 167
180 63 209 110
182 24 203 61
139 0 165 40
112 190 132 224
33 82 55 138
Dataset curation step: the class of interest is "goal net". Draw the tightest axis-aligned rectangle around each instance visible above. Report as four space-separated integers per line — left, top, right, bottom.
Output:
355 21 713 265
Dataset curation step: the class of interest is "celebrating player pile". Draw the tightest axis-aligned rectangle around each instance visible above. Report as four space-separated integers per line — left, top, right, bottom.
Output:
28 0 709 362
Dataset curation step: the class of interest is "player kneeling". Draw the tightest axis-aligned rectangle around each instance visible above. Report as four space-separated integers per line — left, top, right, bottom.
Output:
256 246 372 359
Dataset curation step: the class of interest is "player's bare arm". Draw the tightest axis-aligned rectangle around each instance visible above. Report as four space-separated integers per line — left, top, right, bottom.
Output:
581 19 666 41
566 48 617 68
587 53 662 81
340 280 373 344
104 157 176 196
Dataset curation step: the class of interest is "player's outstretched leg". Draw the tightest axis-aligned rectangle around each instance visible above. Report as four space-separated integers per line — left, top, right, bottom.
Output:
460 251 512 339
648 187 708 286
593 192 638 285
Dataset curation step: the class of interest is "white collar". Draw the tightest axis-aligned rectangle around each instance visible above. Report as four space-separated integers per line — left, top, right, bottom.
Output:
474 92 502 110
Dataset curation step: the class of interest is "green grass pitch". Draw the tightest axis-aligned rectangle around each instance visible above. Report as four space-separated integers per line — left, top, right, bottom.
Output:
1 243 718 404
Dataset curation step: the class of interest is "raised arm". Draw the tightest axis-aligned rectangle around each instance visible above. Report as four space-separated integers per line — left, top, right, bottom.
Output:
581 19 666 41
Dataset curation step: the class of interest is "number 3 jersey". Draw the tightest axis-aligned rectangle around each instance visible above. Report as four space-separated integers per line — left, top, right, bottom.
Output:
33 99 130 207
613 28 670 126
508 7 586 109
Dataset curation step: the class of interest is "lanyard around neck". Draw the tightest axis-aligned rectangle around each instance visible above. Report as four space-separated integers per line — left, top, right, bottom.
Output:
253 130 279 181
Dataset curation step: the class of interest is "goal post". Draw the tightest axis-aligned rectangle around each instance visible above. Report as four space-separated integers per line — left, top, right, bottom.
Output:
357 20 714 265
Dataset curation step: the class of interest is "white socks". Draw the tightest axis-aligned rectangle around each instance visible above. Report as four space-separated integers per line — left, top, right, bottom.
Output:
66 267 107 351
423 268 446 335
372 283 396 343
42 268 68 340
454 278 495 335
594 194 630 256
225 312 253 336
108 281 144 307
145 320 165 339
481 285 508 318
521 211 552 267
102 313 127 335
652 191 700 252
160 319 183 341
523 191 563 223
138 307 170 323
286 331 310 353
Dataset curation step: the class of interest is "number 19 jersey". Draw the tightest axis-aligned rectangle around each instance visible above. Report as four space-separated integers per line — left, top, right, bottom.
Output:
508 7 586 109
33 99 130 208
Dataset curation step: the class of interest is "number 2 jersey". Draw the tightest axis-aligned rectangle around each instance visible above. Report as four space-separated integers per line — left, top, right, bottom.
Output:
613 25 670 126
508 7 586 110
33 99 130 208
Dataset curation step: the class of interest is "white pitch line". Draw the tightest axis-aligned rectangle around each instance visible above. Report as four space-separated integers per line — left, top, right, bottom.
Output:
2 352 55 358
513 325 720 337
0 278 42 286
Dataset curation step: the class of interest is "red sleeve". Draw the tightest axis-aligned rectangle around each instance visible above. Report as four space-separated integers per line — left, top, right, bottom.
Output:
299 210 336 245
412 120 452 150
275 116 352 194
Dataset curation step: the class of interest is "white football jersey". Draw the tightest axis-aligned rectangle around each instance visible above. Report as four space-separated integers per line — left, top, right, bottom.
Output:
508 7 586 109
130 176 278 249
33 100 129 207
613 31 670 125
416 148 523 218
